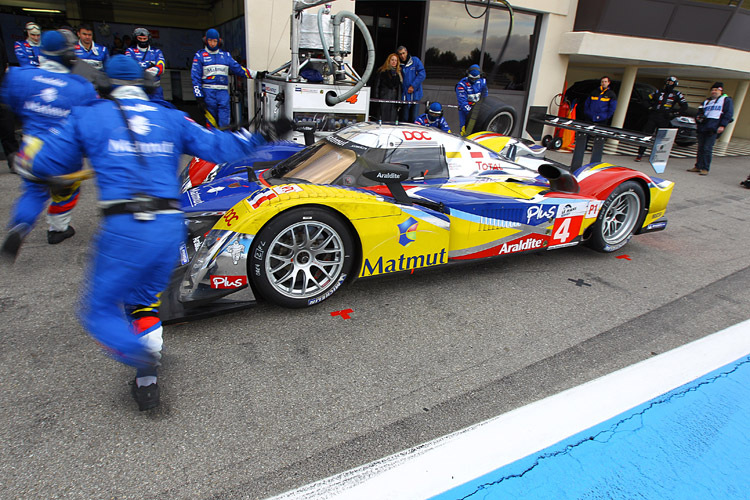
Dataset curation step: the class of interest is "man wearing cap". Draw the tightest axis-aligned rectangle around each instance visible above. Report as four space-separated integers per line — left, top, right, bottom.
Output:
14 22 42 67
125 28 166 100
75 23 109 70
636 76 688 162
689 82 734 176
0 30 97 251
456 64 488 133
191 29 260 127
415 102 451 133
12 55 286 411
397 45 426 124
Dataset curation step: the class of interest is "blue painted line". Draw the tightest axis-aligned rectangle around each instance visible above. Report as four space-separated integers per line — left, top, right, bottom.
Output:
432 355 750 500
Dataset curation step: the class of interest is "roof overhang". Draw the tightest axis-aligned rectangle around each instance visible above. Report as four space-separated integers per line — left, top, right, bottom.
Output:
560 31 750 80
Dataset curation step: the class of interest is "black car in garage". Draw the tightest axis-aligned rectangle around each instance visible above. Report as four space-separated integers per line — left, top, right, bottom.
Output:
564 79 697 145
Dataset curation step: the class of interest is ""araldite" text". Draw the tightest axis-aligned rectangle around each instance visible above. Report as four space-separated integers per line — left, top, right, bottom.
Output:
498 235 546 255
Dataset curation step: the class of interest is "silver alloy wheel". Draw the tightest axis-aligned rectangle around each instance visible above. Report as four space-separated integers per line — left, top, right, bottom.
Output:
486 110 514 135
601 191 641 245
264 221 346 299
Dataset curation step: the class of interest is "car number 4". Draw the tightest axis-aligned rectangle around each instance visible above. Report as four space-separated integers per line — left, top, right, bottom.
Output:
551 216 583 245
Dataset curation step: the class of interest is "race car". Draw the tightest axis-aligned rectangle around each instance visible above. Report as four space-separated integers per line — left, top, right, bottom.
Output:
161 122 674 321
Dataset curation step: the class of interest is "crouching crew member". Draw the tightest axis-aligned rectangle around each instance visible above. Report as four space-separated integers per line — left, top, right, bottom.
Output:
13 55 289 411
415 102 451 133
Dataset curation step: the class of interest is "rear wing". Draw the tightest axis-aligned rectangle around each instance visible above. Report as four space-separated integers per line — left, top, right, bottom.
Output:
525 106 675 173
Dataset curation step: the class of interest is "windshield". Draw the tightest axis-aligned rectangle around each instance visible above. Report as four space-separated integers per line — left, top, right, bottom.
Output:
268 142 357 184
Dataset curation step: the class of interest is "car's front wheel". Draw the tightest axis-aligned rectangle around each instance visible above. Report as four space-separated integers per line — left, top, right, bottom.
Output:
249 207 354 308
586 181 645 252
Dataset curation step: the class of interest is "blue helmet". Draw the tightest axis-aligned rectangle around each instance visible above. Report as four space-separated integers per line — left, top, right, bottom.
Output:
427 102 443 122
205 29 220 41
41 30 76 66
105 55 144 86
467 64 481 81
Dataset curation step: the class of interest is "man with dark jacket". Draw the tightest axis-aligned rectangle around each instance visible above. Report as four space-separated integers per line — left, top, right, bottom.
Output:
636 76 687 161
583 76 617 125
688 82 734 176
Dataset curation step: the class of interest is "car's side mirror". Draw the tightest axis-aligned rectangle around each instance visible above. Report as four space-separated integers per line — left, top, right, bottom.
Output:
362 164 411 205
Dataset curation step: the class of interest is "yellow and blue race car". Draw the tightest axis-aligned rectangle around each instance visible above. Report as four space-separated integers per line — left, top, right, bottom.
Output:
162 122 673 320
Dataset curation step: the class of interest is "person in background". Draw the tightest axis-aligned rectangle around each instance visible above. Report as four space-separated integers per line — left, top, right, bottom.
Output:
0 30 97 253
14 22 42 67
110 36 126 56
11 55 290 411
583 75 617 125
58 25 109 94
689 82 734 176
635 76 687 162
455 64 488 134
75 23 109 70
415 102 451 133
1 30 20 164
126 28 166 100
373 53 402 123
396 45 425 124
191 29 264 128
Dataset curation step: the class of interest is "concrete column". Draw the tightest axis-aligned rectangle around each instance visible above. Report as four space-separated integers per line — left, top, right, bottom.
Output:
611 66 638 129
719 79 749 144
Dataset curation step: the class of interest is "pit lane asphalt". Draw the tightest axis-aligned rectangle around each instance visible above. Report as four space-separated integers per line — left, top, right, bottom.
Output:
1 152 749 499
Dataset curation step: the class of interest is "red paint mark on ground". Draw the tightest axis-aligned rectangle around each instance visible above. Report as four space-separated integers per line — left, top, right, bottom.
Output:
616 254 632 261
330 308 354 319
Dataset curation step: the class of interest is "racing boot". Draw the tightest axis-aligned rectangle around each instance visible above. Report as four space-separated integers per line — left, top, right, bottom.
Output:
47 225 75 244
1 223 30 262
131 379 160 411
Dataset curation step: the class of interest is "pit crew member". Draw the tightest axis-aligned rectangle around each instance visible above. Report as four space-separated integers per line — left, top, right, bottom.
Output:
14 22 42 67
13 55 289 411
0 30 96 254
191 29 261 127
415 102 451 133
455 64 488 133
75 23 109 70
636 76 687 161
125 28 166 100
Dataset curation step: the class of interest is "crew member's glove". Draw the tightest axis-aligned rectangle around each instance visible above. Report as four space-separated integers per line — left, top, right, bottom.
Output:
255 70 267 80
196 96 207 114
258 118 294 142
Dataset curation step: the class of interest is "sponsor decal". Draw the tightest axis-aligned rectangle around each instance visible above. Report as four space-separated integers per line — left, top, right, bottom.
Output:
345 94 358 104
557 202 587 218
210 275 248 289
127 115 151 135
470 151 484 158
550 215 584 247
121 104 157 112
362 249 447 276
23 100 70 118
224 239 247 265
272 184 303 195
376 172 402 180
179 243 189 265
498 234 547 255
108 139 174 155
476 161 504 171
247 188 278 209
188 189 203 206
192 236 202 251
207 186 225 193
402 130 432 141
222 208 239 226
585 201 603 219
398 217 418 247
650 210 665 220
40 87 57 103
646 221 667 231
526 205 557 224
32 75 67 87
327 135 347 147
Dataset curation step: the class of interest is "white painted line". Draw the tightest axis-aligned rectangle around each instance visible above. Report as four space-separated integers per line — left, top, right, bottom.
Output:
269 318 750 500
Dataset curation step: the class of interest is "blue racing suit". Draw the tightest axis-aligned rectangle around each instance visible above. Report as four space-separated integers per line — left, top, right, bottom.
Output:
75 42 109 70
125 46 166 100
21 85 268 373
191 47 254 127
398 55 426 123
14 40 40 67
456 76 488 130
0 60 97 233
415 113 451 133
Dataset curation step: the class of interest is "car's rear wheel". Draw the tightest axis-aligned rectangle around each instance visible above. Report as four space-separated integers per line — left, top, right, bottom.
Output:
249 207 354 308
586 181 645 252
467 96 516 136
